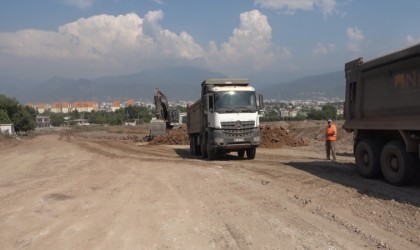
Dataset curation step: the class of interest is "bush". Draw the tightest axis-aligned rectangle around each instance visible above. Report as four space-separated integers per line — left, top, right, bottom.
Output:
0 94 35 133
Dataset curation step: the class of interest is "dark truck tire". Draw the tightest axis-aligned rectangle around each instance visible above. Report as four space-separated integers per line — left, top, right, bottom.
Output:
237 150 245 158
246 147 256 160
355 139 381 178
190 136 200 156
380 141 416 186
201 135 208 158
190 137 195 155
207 143 216 160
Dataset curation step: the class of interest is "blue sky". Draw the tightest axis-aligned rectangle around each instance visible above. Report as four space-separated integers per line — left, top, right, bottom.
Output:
1 0 420 82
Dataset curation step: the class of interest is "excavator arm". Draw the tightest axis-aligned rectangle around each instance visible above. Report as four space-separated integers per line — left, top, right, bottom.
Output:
154 88 176 128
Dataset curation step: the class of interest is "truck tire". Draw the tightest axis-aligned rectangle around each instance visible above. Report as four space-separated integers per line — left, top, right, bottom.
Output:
380 141 416 186
190 136 200 155
201 136 208 158
355 139 381 178
246 147 256 160
207 142 216 160
190 137 195 155
237 150 245 158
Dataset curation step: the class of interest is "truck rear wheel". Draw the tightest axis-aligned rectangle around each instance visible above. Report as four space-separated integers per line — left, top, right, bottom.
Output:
380 141 416 186
246 148 256 160
190 136 200 156
190 137 195 155
355 139 381 178
201 136 208 158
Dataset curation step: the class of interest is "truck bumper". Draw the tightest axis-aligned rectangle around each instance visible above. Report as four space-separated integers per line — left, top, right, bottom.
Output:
209 128 260 150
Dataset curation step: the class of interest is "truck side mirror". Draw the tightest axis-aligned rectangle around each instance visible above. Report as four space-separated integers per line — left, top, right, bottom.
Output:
258 94 264 109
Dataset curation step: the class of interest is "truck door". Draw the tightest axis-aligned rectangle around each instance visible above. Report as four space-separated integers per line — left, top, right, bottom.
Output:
203 94 215 129
208 95 215 127
202 95 209 130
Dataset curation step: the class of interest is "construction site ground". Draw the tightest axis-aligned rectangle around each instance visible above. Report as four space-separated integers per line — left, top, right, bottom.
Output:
1 121 420 249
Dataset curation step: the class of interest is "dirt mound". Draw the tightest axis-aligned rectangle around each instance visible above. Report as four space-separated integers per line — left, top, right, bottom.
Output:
149 127 189 145
0 135 22 149
149 124 308 148
287 120 354 152
259 125 309 148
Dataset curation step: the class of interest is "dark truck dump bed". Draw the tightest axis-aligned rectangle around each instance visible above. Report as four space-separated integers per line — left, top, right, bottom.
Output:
344 44 420 131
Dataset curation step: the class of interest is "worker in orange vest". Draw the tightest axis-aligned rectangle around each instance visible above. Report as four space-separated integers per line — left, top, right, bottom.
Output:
325 119 337 161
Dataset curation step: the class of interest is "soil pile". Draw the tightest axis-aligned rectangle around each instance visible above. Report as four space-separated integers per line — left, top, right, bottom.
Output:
259 125 309 148
149 127 189 145
0 135 22 149
149 124 308 148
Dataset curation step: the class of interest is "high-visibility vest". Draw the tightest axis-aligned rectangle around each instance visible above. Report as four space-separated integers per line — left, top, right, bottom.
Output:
326 124 337 141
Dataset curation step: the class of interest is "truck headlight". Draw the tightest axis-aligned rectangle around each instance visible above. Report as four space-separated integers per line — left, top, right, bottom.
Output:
254 136 260 142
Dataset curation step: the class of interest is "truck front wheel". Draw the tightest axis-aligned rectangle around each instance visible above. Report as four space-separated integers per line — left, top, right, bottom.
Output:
380 141 416 186
246 148 256 160
207 143 216 160
201 138 207 158
355 139 381 178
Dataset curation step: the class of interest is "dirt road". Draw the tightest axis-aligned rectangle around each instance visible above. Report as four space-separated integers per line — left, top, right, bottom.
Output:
1 132 419 249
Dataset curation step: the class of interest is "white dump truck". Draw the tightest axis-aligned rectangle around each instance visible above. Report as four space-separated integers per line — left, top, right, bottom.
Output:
187 79 263 160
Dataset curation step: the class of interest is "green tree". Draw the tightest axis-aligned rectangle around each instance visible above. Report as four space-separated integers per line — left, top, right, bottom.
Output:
0 94 36 133
0 94 19 119
24 105 37 120
50 113 65 126
307 104 337 120
0 109 12 123
322 104 337 120
12 107 35 133
94 112 107 125
122 106 152 123
176 105 187 113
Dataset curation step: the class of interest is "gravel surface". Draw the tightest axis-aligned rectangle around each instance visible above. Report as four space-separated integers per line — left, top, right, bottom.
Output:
1 123 419 249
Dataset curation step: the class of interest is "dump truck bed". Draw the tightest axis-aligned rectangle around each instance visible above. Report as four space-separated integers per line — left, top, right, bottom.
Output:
186 99 202 135
343 44 420 131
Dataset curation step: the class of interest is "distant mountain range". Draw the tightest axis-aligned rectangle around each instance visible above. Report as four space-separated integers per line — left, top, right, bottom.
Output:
260 71 345 100
0 67 345 103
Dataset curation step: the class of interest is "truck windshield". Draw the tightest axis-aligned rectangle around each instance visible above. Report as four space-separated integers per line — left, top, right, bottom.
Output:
215 91 257 112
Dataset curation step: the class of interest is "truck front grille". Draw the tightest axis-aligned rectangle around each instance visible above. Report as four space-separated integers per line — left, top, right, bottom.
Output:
221 121 255 137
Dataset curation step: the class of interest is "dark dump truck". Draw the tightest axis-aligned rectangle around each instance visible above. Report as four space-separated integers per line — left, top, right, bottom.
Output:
344 44 420 185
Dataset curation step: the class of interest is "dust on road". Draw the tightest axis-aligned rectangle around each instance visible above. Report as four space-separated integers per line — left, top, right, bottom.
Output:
0 128 419 249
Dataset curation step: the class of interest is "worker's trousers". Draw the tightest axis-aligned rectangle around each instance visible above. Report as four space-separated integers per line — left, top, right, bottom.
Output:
325 140 336 160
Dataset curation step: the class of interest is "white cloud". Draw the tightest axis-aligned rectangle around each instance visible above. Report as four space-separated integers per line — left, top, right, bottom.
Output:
149 0 164 4
318 0 337 16
254 0 337 16
206 10 288 74
346 27 364 52
61 0 95 9
406 35 420 46
0 10 286 78
313 43 336 55
0 12 205 77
